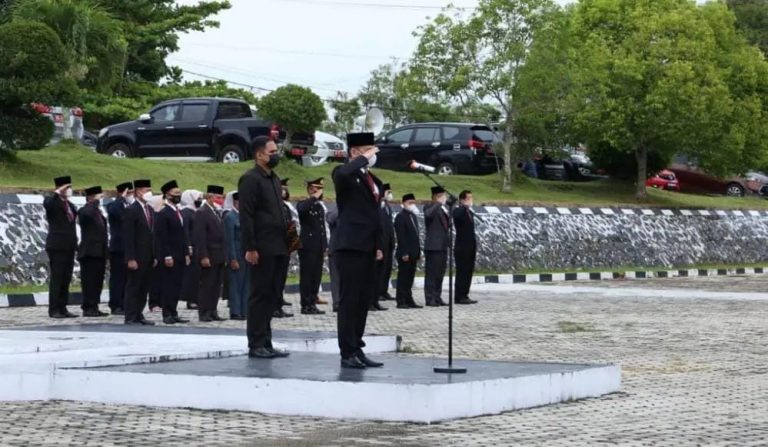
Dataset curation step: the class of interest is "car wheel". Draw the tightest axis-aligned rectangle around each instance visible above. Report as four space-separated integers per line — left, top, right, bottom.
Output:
726 183 745 197
218 145 244 164
436 162 457 176
106 143 131 158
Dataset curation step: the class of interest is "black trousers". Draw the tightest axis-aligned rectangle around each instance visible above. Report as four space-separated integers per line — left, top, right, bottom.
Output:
149 264 163 309
396 257 418 306
108 252 126 310
375 245 394 303
181 254 201 304
79 256 106 311
247 255 287 350
455 248 476 301
424 250 447 304
199 262 225 315
276 254 290 303
47 249 75 316
161 261 183 318
299 249 324 308
124 259 152 322
336 250 376 359
328 254 340 308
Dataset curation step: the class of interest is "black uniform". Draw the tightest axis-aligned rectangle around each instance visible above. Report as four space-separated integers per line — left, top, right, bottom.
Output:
297 197 327 310
155 203 189 319
180 207 199 306
326 208 341 308
275 201 294 308
106 197 128 312
238 166 288 351
423 202 449 306
375 201 395 305
332 156 383 360
194 203 227 319
394 209 421 307
43 194 78 317
123 200 155 323
453 205 477 302
77 201 108 312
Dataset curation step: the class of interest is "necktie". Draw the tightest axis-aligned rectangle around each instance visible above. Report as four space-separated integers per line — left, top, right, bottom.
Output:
175 207 183 225
364 173 379 203
145 204 154 228
64 200 74 223
440 208 448 230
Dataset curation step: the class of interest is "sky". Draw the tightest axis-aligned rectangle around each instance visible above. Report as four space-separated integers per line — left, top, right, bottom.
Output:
172 0 574 100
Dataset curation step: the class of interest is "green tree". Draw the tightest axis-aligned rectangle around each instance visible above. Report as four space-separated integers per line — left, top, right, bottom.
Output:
258 84 327 152
12 0 128 92
323 91 363 137
409 0 558 189
358 62 410 127
562 0 768 199
0 21 78 157
94 0 231 83
726 0 768 57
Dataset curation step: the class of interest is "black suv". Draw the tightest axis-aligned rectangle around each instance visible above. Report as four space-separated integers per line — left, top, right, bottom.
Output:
375 123 503 175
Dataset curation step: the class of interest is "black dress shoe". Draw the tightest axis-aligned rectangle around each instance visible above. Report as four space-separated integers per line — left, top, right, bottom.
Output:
436 299 447 306
280 300 292 306
174 316 190 323
138 319 155 326
408 302 424 309
371 304 387 311
50 312 68 319
211 313 227 321
273 309 294 318
124 320 142 325
301 307 324 315
63 310 79 318
357 352 384 367
396 303 411 309
248 347 276 359
455 298 478 305
340 356 366 369
425 302 440 307
111 308 125 316
199 314 213 322
268 347 290 358
163 316 177 324
186 303 199 310
83 309 108 317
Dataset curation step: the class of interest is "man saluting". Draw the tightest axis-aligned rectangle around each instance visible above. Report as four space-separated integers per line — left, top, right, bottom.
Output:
333 132 385 369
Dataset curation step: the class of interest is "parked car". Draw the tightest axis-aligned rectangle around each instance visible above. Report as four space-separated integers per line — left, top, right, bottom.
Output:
523 147 604 182
667 155 766 197
97 97 315 163
646 169 680 191
33 103 84 146
303 131 347 167
375 123 503 175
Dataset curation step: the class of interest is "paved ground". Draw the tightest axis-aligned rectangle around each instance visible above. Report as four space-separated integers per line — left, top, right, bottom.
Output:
1 276 767 446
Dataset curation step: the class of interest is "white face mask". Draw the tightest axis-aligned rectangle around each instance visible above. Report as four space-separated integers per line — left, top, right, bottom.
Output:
142 191 153 202
63 187 73 198
406 204 419 214
464 201 473 208
125 194 135 205
437 195 447 205
385 192 393 202
213 201 223 210
367 154 377 168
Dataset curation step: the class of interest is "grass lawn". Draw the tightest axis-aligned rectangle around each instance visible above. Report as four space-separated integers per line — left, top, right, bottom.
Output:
3 142 768 209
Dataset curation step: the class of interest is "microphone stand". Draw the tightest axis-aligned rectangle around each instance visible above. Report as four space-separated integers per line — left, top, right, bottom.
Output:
419 171 467 374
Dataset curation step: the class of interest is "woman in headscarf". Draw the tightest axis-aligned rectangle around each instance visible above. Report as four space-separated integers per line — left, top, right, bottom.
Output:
219 190 237 305
180 189 203 310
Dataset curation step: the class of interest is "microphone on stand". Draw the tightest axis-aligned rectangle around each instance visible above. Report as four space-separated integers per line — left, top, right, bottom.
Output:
408 160 436 173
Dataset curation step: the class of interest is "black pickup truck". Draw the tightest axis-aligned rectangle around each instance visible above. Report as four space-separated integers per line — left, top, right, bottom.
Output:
96 97 315 163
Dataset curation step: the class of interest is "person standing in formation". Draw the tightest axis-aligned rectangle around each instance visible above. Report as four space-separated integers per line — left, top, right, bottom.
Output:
238 136 291 359
148 194 165 313
394 193 423 309
194 185 228 322
106 182 133 315
44 176 79 319
373 183 395 311
273 178 295 317
326 206 340 312
155 180 191 324
224 192 249 320
453 190 479 305
297 178 327 316
77 186 109 317
179 189 203 310
423 186 450 307
123 179 156 325
332 132 385 369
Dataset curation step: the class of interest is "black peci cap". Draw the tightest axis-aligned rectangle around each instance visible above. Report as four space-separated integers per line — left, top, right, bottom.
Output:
161 180 178 194
133 179 151 189
431 186 446 195
84 186 102 196
346 132 375 148
382 183 391 192
233 192 239 201
207 185 224 195
54 176 72 187
116 182 133 193
402 193 416 202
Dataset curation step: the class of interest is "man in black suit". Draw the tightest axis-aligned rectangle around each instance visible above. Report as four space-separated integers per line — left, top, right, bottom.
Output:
333 132 385 369
273 178 295 316
423 186 449 307
106 182 133 315
297 177 327 315
77 186 109 317
239 136 291 359
155 180 192 324
123 179 156 325
44 175 79 318
373 183 395 311
394 193 423 310
326 206 340 312
453 190 479 305
194 185 228 322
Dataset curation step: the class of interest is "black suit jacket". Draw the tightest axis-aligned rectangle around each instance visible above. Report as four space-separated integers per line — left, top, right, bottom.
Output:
181 207 196 255
331 156 383 253
453 205 477 253
77 202 108 259
379 202 395 252
423 202 449 252
43 194 78 251
238 165 288 256
394 210 421 260
106 197 128 254
297 198 327 252
123 200 155 263
193 203 226 265
155 204 189 262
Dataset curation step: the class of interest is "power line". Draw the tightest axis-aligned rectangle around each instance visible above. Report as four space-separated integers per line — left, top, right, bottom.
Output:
182 42 403 61
272 0 475 11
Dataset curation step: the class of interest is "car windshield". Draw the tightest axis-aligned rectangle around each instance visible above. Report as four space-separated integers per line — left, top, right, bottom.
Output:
470 127 498 142
659 173 675 180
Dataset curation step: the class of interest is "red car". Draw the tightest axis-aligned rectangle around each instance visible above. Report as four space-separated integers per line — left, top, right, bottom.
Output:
646 170 680 191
